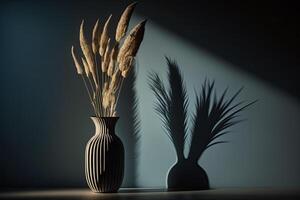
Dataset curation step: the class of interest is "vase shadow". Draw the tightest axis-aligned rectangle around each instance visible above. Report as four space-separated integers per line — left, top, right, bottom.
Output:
149 58 213 191
149 58 254 191
116 67 141 187
167 159 209 191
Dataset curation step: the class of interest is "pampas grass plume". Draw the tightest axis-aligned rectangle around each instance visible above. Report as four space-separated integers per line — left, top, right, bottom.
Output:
100 14 112 56
92 19 100 54
71 46 83 74
81 57 90 77
117 20 146 63
115 2 137 42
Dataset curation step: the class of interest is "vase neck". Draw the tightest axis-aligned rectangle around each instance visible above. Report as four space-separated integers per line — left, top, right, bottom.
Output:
91 117 119 135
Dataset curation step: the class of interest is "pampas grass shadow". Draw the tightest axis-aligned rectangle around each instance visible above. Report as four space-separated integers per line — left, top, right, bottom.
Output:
148 57 256 191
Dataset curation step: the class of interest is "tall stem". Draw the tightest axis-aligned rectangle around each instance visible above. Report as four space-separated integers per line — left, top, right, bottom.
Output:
94 55 100 88
87 75 95 94
81 75 97 115
114 77 124 112
94 55 102 116
100 56 105 116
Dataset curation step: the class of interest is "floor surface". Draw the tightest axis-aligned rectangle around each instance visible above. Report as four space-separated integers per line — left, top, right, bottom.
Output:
1 188 300 200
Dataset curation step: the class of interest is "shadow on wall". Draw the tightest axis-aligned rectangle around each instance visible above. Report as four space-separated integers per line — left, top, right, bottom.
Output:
117 67 141 187
1 0 300 189
148 58 254 190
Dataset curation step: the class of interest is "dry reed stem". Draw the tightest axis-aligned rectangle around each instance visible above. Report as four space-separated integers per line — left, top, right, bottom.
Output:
117 20 146 63
80 75 95 113
71 46 83 74
115 2 137 42
81 56 96 99
94 85 102 117
113 77 124 113
100 14 112 56
109 93 116 115
94 55 101 93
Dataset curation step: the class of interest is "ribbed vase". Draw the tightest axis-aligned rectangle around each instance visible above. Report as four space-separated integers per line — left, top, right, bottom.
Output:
85 117 124 193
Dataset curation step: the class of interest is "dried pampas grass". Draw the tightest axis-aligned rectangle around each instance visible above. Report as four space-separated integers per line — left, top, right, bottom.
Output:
101 38 111 73
71 46 83 74
107 59 114 77
100 15 112 57
92 19 100 54
117 20 146 63
122 68 131 78
110 70 121 92
81 57 90 77
80 20 97 84
119 56 134 72
115 2 137 42
70 3 146 117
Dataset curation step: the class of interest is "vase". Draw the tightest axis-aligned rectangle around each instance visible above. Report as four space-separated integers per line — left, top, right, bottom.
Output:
85 117 124 193
167 159 209 191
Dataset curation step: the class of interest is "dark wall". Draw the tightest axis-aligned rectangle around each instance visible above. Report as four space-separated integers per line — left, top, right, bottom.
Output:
0 0 300 188
0 0 138 187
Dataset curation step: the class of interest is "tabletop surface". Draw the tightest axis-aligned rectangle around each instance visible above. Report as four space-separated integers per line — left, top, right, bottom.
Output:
1 188 300 200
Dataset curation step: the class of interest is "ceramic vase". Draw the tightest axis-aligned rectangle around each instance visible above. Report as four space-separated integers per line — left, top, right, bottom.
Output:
85 117 124 193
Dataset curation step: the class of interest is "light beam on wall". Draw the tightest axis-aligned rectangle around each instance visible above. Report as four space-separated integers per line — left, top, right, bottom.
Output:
132 16 300 188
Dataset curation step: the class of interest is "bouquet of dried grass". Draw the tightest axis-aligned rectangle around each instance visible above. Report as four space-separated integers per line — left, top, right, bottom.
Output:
71 2 146 117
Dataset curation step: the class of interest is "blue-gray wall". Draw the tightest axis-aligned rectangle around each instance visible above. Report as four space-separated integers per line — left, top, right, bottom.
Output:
0 0 299 188
135 19 300 187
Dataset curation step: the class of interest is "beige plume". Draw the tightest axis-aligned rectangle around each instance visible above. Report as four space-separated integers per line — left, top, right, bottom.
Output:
81 57 90 77
80 20 97 84
101 38 111 73
107 45 118 76
71 46 83 74
102 81 108 96
92 19 100 54
107 59 114 77
115 2 137 42
119 56 133 71
70 4 146 117
121 68 131 78
111 44 119 61
102 81 110 109
117 20 146 63
121 55 135 78
110 70 121 92
102 91 110 109
99 14 112 56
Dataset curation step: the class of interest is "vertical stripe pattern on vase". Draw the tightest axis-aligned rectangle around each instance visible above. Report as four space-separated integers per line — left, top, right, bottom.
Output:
85 117 124 193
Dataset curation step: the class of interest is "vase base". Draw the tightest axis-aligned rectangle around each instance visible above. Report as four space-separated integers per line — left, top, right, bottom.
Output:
91 190 119 193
